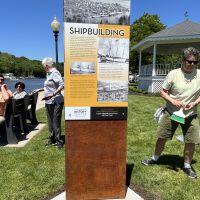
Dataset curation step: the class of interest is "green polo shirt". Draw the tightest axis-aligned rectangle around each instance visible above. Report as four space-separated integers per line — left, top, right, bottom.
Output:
162 68 200 117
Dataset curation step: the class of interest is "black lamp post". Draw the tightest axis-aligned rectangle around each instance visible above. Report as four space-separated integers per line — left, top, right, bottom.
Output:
51 16 60 66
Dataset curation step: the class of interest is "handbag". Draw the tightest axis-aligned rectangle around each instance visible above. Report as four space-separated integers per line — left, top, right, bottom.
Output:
154 107 165 123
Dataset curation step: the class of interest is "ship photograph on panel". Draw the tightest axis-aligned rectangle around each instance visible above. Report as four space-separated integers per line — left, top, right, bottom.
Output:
98 38 129 63
97 80 128 102
70 62 96 74
64 0 130 25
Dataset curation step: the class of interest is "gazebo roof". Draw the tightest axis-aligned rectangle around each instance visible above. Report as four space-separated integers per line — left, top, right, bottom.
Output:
132 20 200 54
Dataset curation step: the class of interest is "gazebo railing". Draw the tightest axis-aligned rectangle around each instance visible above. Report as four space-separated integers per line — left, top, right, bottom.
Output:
140 63 182 76
155 63 181 75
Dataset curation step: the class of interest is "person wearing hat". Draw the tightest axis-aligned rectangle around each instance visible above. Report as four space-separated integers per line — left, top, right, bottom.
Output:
13 81 27 99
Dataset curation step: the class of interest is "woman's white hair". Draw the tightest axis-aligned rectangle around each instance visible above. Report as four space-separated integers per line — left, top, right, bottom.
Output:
42 57 54 67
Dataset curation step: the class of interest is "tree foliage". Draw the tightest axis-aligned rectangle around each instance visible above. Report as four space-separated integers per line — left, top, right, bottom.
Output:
0 52 64 78
130 13 166 73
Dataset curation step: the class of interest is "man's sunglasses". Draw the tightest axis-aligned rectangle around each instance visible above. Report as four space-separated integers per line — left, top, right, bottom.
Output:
0 78 4 81
185 59 198 64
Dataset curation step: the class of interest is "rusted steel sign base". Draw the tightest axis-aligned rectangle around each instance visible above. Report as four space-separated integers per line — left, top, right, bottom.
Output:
66 120 127 200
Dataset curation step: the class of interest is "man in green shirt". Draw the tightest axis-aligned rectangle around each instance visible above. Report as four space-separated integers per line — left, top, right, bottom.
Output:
142 47 200 179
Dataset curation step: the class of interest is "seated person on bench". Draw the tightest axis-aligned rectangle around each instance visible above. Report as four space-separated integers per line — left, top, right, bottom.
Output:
13 82 27 99
0 74 13 121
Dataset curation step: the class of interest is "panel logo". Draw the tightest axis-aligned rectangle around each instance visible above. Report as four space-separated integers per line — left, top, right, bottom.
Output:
74 108 87 117
65 107 91 120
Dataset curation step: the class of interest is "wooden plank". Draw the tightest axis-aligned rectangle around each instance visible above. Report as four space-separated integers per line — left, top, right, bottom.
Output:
66 120 127 200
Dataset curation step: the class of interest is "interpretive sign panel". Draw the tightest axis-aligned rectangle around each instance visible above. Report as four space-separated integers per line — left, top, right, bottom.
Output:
64 14 130 120
64 0 130 199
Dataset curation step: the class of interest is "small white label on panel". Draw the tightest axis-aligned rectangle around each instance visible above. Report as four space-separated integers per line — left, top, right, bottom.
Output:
65 107 91 120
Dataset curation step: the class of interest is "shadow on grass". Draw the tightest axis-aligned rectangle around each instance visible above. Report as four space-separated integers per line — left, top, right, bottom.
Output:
126 163 134 187
0 123 41 146
61 135 65 144
157 154 197 171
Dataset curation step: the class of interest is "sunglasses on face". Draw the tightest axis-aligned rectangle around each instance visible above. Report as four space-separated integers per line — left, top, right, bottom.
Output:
185 59 198 65
0 78 4 81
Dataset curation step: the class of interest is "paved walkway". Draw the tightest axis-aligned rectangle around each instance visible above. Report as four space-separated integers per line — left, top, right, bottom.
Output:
36 91 46 110
5 123 46 147
51 188 143 200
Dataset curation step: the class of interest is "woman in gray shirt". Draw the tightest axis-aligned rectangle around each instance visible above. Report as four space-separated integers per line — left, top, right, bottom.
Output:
40 57 64 149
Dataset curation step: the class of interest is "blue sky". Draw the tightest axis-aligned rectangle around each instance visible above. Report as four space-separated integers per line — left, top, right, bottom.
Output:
130 0 200 26
0 0 63 62
1 0 200 62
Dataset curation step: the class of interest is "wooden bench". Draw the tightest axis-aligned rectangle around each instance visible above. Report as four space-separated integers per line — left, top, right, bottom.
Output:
0 101 18 144
11 97 29 134
0 93 39 144
25 92 39 125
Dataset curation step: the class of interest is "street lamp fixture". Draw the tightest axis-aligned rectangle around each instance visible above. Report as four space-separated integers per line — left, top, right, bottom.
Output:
51 16 60 65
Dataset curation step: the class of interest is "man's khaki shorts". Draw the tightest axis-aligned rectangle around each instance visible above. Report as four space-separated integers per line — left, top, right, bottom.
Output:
157 110 200 144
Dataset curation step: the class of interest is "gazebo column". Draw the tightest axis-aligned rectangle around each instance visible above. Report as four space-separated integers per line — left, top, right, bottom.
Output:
152 43 157 76
139 49 142 75
151 43 157 93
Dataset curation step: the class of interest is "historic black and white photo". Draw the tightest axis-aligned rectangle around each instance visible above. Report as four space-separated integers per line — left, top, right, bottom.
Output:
98 38 129 63
70 62 96 74
64 0 130 25
97 80 128 102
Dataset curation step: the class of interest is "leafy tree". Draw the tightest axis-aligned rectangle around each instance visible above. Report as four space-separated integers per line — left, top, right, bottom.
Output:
54 62 64 77
130 13 165 46
0 52 62 78
130 13 166 73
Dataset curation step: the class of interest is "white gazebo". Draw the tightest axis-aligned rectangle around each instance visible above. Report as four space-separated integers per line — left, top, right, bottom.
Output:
132 20 200 93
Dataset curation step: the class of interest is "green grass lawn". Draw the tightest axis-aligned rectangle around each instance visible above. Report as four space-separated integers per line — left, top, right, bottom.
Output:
0 108 65 200
1 95 200 200
128 94 200 200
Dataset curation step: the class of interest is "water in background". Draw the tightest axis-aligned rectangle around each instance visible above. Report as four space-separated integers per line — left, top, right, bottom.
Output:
5 78 45 93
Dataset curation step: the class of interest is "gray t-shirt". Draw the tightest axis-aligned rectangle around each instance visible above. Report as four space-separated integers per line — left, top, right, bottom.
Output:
162 68 200 117
44 68 64 104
